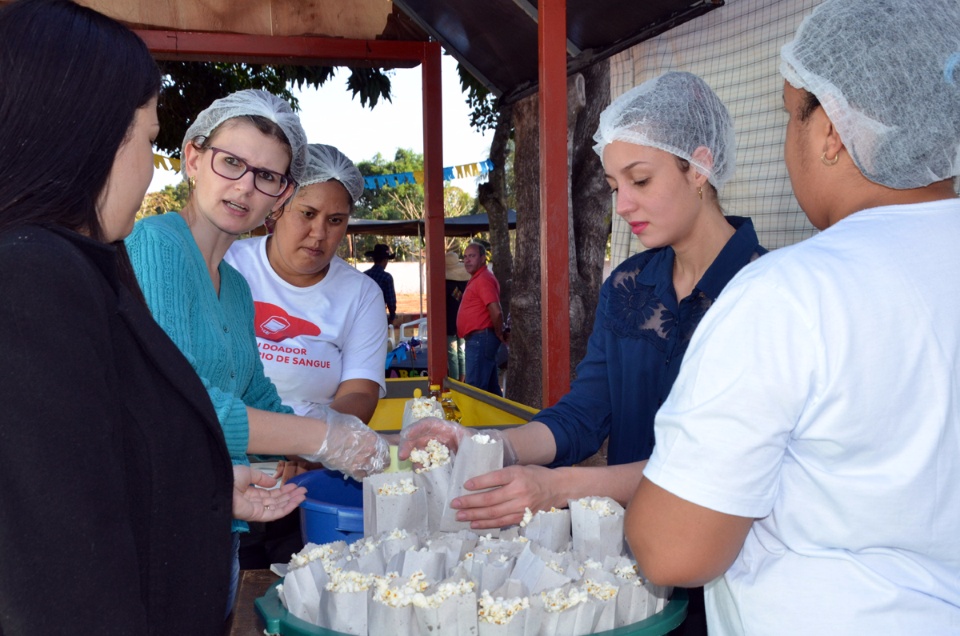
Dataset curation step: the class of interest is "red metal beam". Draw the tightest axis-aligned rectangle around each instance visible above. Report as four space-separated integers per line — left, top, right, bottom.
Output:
137 29 446 383
421 42 448 386
135 29 427 66
538 0 571 406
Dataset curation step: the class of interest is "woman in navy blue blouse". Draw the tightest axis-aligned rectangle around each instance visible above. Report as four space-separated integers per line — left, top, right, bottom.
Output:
403 72 765 525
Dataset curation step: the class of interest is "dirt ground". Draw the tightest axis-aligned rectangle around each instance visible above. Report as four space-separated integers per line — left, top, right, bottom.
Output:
396 293 426 316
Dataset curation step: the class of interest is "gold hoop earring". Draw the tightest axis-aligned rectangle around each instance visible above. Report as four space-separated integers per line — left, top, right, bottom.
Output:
820 152 840 166
189 176 196 189
697 186 703 200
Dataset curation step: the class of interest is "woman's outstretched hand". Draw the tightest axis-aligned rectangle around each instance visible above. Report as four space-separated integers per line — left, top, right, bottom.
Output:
232 465 307 522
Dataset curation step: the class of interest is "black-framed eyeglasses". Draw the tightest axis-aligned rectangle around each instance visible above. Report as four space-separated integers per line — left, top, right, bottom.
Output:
207 146 293 197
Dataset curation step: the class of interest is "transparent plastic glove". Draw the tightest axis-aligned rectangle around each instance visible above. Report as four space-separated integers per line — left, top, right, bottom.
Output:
399 416 518 467
299 407 389 480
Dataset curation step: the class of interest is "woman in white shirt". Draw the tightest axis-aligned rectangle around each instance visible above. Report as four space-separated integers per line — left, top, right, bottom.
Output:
226 144 386 423
225 145 387 566
626 1 960 633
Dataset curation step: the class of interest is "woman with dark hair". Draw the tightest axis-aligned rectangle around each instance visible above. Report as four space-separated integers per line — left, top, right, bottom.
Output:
403 73 764 633
0 0 304 632
224 143 387 567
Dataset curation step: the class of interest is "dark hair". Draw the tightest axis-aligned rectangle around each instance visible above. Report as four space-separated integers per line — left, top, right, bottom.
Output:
0 0 160 236
674 156 718 201
797 90 821 123
274 179 355 223
0 0 160 295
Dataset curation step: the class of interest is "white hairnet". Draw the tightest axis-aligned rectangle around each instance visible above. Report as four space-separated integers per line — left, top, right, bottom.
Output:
780 0 960 189
300 144 365 203
181 89 309 185
593 71 736 189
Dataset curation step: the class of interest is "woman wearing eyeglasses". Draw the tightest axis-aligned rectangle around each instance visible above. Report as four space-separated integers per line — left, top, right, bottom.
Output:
126 89 389 614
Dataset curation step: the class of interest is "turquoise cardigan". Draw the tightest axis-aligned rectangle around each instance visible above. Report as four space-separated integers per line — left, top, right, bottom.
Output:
127 212 293 531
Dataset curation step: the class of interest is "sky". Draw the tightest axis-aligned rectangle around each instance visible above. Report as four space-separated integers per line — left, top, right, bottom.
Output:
148 53 495 196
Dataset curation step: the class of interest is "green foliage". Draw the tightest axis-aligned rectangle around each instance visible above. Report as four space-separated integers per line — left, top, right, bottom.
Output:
138 179 190 219
353 148 479 260
346 68 395 108
154 61 391 158
456 62 499 133
356 148 424 221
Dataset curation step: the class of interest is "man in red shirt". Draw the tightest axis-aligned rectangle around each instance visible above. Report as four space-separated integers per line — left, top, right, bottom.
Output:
456 242 504 396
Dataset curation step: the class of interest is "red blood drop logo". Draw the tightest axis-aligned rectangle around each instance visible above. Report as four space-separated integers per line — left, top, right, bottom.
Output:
254 301 321 342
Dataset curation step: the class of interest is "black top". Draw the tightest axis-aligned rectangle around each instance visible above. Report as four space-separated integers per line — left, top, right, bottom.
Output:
445 278 468 336
0 225 233 635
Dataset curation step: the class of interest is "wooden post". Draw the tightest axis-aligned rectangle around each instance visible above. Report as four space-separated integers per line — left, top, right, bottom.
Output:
538 0 570 406
422 41 448 385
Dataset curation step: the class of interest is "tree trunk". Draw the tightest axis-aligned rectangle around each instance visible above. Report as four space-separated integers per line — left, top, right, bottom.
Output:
478 102 514 316
505 93 542 407
568 60 611 373
501 62 611 410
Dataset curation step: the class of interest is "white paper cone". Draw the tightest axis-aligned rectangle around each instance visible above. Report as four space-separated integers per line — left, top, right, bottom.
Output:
369 599 417 636
414 462 454 531
592 596 617 633
614 582 649 627
286 566 321 624
379 531 420 565
533 583 595 636
363 474 428 536
356 548 386 576
569 497 625 560
318 589 367 635
424 532 478 578
498 526 521 541
478 583 531 636
512 543 573 595
399 548 447 581
401 398 445 431
580 572 619 633
521 509 572 553
649 583 672 617
554 603 595 636
413 589 479 636
478 560 513 596
278 575 306 623
440 436 504 534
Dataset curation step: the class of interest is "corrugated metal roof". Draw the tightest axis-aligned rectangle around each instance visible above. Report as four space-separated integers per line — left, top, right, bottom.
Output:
395 0 723 102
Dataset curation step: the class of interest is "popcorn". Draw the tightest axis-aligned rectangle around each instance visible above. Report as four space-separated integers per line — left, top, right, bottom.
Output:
579 558 603 575
290 543 342 569
583 578 619 601
377 478 418 496
519 508 533 528
372 571 430 607
410 579 476 609
472 433 494 444
326 570 377 593
282 530 674 634
349 535 382 557
409 396 444 420
518 506 569 528
540 586 590 612
409 439 451 473
478 590 530 625
576 497 616 517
